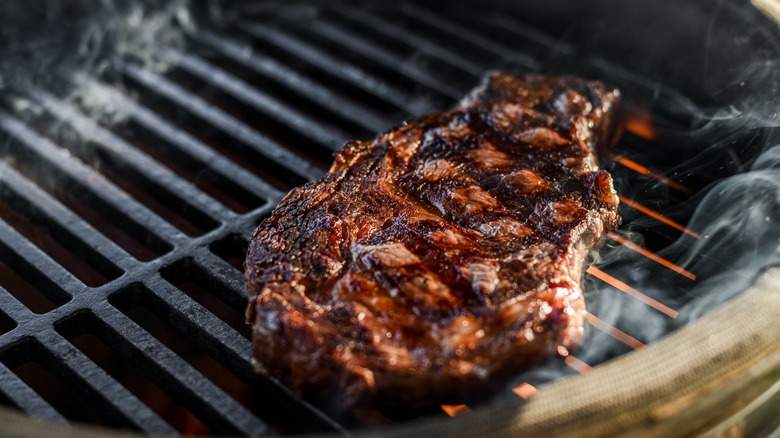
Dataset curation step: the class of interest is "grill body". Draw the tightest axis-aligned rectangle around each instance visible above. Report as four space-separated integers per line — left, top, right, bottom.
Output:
0 0 778 435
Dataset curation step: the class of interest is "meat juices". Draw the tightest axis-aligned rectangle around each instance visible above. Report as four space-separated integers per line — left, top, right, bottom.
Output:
245 72 621 406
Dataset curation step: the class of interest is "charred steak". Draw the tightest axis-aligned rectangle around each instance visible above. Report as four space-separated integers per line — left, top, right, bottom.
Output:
245 72 621 406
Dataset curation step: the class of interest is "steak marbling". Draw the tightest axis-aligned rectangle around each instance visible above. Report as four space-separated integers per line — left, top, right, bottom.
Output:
245 72 621 406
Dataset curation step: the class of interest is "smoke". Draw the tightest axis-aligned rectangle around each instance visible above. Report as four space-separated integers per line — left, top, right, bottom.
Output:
673 145 780 323
665 60 780 131
564 56 780 375
671 57 780 299
0 0 209 124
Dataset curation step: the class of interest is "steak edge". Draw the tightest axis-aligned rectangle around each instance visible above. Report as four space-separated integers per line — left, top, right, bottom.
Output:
245 72 621 406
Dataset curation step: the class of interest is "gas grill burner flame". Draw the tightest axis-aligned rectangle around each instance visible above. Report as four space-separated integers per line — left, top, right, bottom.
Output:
0 0 778 434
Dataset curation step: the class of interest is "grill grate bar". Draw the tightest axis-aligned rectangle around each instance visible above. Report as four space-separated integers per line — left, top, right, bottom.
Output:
481 13 576 54
586 266 679 319
288 15 463 99
30 88 233 224
607 232 696 281
120 60 327 182
619 195 700 238
70 73 284 203
331 6 484 77
402 2 699 122
236 20 422 115
0 362 67 424
585 56 702 119
610 154 694 195
0 110 189 248
0 288 33 323
404 3 695 121
0 160 136 273
195 31 392 134
399 2 541 70
0 206 272 342
147 273 347 434
41 330 177 435
192 250 247 311
96 304 271 436
144 274 253 364
168 48 350 150
0 219 81 294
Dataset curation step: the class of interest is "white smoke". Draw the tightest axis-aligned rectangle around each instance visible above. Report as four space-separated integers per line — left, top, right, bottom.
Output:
673 145 780 323
0 0 210 124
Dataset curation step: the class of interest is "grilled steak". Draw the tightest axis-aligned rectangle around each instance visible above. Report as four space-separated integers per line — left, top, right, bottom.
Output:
245 72 621 406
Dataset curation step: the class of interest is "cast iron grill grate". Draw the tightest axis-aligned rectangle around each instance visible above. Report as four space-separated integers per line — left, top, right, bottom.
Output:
0 1 771 435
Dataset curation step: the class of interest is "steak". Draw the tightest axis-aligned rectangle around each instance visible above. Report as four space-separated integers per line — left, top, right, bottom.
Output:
245 72 621 406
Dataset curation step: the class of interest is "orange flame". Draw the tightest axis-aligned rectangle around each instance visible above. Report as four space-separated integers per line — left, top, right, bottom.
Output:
587 266 679 319
512 383 539 399
610 154 693 194
619 196 700 239
441 404 471 417
608 231 696 281
586 312 646 350
624 110 656 140
565 355 593 374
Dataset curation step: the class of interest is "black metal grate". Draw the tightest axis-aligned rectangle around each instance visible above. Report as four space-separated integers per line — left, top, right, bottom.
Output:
0 1 774 435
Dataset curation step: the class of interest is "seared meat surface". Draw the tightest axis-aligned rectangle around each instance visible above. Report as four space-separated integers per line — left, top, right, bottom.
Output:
245 72 621 406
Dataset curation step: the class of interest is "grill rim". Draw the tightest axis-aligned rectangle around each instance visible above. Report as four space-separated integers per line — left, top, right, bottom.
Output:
0 0 778 434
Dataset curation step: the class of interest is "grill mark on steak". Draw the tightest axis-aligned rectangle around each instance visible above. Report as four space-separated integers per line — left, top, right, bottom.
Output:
245 72 621 406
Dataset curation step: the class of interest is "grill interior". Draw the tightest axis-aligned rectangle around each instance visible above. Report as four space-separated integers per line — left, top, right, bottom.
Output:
0 0 777 435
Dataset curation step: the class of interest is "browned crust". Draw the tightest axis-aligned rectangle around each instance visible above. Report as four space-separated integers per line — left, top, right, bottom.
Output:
245 72 621 406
